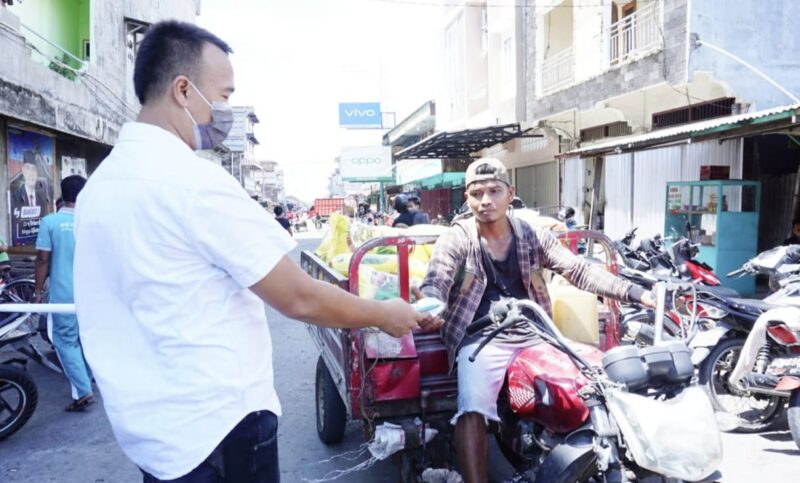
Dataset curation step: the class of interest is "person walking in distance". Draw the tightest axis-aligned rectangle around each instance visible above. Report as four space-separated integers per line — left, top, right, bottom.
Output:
34 175 94 412
72 21 436 483
273 205 292 236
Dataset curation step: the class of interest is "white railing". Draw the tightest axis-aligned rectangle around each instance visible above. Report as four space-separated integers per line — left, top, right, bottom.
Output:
19 22 87 75
609 1 661 64
541 46 575 95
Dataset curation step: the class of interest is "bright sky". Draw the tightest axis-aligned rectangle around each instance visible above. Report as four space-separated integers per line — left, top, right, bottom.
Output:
198 0 442 203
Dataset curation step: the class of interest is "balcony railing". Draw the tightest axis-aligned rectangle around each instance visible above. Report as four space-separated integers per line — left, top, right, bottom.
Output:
541 46 575 95
19 22 87 80
609 1 661 65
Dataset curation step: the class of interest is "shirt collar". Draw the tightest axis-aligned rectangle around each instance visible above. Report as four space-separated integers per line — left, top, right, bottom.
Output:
58 207 75 214
117 122 195 156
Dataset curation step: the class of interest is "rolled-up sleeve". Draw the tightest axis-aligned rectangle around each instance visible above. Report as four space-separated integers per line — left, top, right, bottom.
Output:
535 227 633 302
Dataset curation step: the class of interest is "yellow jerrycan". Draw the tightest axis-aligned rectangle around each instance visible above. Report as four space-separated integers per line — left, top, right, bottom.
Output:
547 274 599 345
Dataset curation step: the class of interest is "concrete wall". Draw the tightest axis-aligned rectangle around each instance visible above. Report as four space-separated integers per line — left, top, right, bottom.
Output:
689 0 800 110
0 0 198 146
526 0 689 121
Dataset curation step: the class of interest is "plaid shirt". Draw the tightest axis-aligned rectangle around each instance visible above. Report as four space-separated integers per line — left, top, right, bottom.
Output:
420 216 635 369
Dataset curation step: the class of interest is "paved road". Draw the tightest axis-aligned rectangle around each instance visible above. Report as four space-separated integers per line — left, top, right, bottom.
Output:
1 232 797 482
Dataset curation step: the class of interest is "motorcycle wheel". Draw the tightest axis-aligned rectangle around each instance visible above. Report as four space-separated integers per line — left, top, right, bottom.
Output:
315 356 347 444
788 389 800 451
0 365 38 441
698 337 785 433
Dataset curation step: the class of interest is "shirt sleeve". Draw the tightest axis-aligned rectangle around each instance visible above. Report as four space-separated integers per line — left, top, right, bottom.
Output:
420 227 466 302
35 216 52 252
185 172 297 288
534 226 633 302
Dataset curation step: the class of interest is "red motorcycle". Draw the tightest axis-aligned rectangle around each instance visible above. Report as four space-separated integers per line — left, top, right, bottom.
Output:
465 297 722 482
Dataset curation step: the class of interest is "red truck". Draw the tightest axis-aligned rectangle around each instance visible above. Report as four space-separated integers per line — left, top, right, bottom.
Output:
313 198 345 220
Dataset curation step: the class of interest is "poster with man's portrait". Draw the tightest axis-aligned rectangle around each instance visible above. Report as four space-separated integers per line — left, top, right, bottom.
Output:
7 127 55 246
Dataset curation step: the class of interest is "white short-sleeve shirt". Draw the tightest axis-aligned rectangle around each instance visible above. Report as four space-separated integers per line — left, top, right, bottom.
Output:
74 122 296 479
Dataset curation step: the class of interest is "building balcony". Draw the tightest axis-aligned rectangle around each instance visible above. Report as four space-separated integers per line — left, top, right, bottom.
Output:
609 1 661 65
541 46 575 95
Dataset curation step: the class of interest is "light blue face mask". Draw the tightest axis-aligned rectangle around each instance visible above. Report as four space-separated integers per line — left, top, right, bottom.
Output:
184 81 234 150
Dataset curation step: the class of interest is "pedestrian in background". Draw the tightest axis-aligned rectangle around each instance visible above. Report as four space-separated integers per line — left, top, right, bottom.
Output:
408 195 430 225
273 205 292 236
72 20 430 483
34 175 93 412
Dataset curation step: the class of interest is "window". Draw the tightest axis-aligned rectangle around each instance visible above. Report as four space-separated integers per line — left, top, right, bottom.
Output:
652 98 735 129
125 18 151 62
580 122 632 142
480 7 489 55
501 34 515 96
445 14 464 119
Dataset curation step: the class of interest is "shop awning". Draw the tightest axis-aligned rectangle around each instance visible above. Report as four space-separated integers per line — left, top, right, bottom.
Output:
561 103 800 158
417 172 465 190
395 122 540 160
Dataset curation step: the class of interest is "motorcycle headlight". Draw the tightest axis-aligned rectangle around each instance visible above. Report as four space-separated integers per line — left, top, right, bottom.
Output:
605 386 722 481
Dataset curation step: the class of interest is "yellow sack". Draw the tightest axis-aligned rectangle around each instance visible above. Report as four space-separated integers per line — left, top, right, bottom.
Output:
323 213 352 262
330 253 352 276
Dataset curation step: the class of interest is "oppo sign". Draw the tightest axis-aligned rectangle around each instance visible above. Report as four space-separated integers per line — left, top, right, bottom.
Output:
340 146 393 182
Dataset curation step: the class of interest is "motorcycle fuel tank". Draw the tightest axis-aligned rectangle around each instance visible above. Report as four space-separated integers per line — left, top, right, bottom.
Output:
506 342 603 434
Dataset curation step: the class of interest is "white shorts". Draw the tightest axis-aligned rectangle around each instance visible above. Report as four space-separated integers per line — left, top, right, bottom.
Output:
451 339 530 426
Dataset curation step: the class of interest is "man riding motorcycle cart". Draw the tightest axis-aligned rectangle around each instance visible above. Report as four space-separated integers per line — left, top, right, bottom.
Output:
419 158 656 483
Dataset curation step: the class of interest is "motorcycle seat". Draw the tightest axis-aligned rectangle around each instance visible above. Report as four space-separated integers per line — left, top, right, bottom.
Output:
697 285 740 299
726 298 781 314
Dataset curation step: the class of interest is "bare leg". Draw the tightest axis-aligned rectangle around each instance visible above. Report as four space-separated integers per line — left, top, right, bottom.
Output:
455 412 488 483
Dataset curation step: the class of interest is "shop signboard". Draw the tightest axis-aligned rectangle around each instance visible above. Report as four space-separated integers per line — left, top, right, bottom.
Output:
396 158 442 185
340 146 393 182
7 126 55 246
338 102 382 129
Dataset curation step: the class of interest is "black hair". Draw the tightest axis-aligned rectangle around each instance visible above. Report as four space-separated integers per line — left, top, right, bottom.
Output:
133 20 233 105
273 205 284 216
793 219 800 226
61 175 86 203
394 194 409 213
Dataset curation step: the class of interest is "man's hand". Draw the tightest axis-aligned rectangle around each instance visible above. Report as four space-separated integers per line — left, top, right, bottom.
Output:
410 286 445 334
375 299 426 338
33 292 41 304
640 290 656 308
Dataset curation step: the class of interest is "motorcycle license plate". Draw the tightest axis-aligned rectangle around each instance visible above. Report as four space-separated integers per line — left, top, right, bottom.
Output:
768 356 800 374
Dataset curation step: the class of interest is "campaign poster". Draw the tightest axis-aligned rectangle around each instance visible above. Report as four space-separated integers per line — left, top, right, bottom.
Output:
7 127 55 246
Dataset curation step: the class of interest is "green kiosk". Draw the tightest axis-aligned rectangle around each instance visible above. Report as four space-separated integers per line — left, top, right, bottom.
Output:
664 180 760 295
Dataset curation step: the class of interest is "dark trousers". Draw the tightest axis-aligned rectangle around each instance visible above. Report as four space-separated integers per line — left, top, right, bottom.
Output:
142 410 279 483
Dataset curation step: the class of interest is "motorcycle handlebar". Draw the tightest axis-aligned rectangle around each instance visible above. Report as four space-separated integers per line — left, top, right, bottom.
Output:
726 267 746 278
465 314 494 337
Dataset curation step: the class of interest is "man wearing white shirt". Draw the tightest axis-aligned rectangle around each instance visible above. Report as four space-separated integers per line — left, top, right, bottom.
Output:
74 21 437 483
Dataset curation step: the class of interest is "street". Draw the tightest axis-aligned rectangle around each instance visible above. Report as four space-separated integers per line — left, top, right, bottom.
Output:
0 233 797 482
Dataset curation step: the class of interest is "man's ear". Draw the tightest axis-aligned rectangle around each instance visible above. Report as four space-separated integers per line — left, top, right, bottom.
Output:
508 185 516 199
171 75 192 108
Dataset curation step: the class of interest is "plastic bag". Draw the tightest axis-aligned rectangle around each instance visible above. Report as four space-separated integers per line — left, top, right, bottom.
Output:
316 213 352 263
605 386 722 481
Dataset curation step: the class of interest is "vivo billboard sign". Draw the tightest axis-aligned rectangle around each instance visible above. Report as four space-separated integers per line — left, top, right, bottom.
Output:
340 146 393 182
338 102 382 128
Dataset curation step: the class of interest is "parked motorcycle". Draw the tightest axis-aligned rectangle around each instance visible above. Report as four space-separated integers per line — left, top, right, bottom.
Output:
465 295 722 482
0 311 40 441
689 245 800 432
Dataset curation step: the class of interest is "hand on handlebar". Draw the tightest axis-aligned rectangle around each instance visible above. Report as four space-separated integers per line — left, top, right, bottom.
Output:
639 290 656 308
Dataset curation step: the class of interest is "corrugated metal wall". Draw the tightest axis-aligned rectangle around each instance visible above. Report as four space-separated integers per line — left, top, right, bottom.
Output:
603 153 633 240
516 162 559 210
602 139 743 240
562 156 586 225
632 145 684 239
